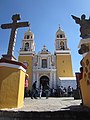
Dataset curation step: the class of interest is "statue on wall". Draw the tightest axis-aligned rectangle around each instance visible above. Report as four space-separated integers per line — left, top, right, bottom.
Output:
71 14 90 39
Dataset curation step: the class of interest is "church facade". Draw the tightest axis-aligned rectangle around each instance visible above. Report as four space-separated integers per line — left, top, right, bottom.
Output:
18 26 76 90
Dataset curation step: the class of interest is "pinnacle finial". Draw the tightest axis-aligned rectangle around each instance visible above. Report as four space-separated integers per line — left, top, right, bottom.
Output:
28 27 30 31
28 25 31 31
43 45 46 48
58 24 60 29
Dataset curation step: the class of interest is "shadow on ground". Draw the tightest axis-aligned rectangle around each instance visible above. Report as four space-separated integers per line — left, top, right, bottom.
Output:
61 104 90 111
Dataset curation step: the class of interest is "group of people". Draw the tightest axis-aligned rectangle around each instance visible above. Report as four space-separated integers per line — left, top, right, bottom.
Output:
51 85 73 97
50 85 74 97
24 78 74 98
31 81 50 99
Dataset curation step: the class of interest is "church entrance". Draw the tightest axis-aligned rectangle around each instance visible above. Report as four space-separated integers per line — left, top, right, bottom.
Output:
40 76 49 90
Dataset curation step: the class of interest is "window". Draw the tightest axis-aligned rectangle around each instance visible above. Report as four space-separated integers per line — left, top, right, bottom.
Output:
57 35 59 38
57 34 63 38
60 35 62 38
60 41 65 50
42 59 47 68
27 35 30 39
24 35 26 39
25 42 29 51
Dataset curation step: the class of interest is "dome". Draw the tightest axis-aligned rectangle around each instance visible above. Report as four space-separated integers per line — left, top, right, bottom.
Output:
56 26 65 38
24 28 34 40
56 26 65 34
25 29 33 35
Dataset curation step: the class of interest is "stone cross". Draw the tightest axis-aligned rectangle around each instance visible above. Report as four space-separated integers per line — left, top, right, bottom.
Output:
1 14 30 60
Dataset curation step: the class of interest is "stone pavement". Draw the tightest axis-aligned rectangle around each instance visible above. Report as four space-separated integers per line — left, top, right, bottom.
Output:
1 97 90 120
2 97 83 111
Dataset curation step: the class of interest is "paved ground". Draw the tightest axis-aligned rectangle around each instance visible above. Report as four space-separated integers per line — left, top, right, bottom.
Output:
4 97 82 112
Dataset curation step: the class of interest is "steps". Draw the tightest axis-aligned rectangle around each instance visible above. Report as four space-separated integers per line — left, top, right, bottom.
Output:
0 110 90 120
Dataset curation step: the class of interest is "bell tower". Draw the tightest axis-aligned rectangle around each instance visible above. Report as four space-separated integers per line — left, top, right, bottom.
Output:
20 28 35 54
55 26 68 51
18 29 35 89
55 26 74 79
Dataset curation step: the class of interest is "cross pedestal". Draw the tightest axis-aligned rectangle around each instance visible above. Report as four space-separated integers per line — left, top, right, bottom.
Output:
0 58 27 108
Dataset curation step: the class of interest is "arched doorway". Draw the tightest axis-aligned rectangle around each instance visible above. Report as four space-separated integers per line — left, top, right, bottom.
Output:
40 76 49 90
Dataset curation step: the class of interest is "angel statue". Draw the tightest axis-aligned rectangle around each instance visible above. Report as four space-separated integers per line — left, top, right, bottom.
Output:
71 14 90 39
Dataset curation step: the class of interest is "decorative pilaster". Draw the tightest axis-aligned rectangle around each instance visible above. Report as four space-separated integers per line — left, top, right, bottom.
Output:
50 72 52 88
33 72 35 83
54 72 56 89
37 73 39 88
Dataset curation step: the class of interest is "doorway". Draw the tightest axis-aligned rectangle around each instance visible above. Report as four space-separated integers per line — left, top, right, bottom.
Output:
40 76 49 90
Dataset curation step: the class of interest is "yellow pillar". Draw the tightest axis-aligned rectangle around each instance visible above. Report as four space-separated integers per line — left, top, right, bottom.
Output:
80 52 90 107
0 58 27 109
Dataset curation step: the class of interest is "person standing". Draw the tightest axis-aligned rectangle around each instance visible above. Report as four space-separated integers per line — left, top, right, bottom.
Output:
24 74 29 98
67 86 72 97
31 81 37 99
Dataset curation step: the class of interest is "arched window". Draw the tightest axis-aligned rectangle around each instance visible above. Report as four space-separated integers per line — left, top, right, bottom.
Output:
57 34 63 38
27 35 30 39
57 35 59 38
31 36 32 39
24 35 26 39
60 35 62 38
24 42 29 51
60 41 65 50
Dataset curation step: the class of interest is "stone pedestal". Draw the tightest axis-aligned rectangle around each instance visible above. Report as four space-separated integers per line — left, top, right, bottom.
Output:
0 58 27 109
78 38 90 48
78 38 90 57
80 52 90 107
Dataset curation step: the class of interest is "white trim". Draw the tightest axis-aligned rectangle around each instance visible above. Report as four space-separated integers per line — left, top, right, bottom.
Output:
38 54 51 57
56 54 71 55
55 50 71 54
39 74 50 80
33 73 35 83
54 72 56 89
37 73 39 88
33 68 56 72
59 77 76 80
0 63 26 73
50 72 52 88
19 54 33 56
19 51 34 54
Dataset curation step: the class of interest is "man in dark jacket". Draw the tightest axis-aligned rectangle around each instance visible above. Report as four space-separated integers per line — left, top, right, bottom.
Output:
31 81 37 99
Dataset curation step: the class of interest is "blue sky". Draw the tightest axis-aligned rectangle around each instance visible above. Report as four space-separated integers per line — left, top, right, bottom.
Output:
0 0 90 74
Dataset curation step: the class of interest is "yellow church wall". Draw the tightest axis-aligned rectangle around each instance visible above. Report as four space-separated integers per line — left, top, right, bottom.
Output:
18 55 33 89
0 63 26 109
80 52 90 107
56 54 73 78
17 70 25 107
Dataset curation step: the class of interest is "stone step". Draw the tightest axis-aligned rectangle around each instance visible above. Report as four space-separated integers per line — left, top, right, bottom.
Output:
0 110 90 120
